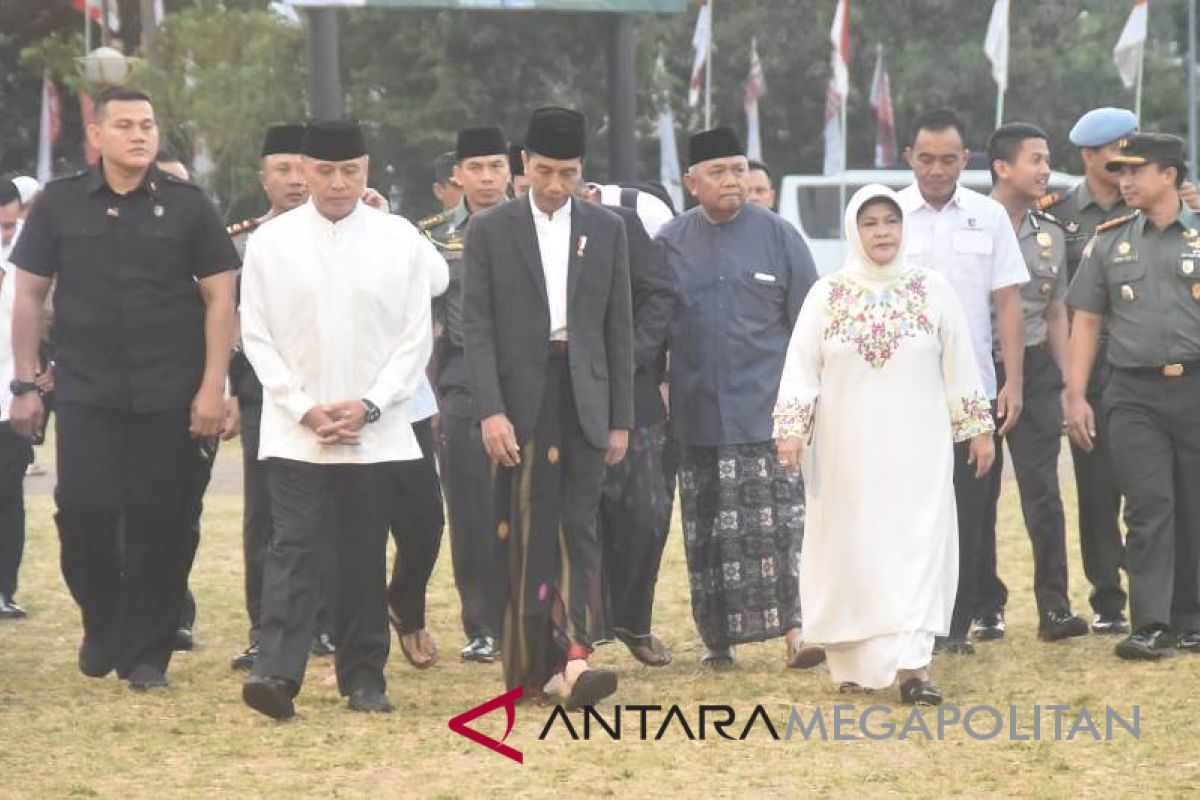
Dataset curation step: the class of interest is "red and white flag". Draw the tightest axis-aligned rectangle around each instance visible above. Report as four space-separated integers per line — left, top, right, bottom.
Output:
79 90 100 166
72 0 121 33
1113 0 1148 90
36 72 62 185
823 0 850 175
868 45 896 168
744 38 766 161
688 1 712 108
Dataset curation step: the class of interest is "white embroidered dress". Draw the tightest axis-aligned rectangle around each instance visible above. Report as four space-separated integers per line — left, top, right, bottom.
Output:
773 185 994 688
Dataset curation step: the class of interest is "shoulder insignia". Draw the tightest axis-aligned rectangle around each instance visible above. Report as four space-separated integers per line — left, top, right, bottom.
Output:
1032 208 1065 228
226 217 262 237
1036 192 1061 211
417 208 454 232
1095 214 1135 234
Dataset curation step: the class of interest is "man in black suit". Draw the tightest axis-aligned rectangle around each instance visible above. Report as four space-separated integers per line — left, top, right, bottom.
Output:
582 184 676 667
463 107 633 707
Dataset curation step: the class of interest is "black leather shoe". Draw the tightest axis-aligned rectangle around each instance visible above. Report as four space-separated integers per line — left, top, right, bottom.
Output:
243 675 299 720
173 627 195 651
231 642 261 671
1092 613 1131 635
701 646 736 670
615 630 672 667
899 677 943 706
348 688 395 714
78 636 114 678
1115 628 1174 661
1038 610 1089 642
0 594 27 620
1175 631 1200 652
566 668 618 710
310 632 336 657
934 636 975 655
127 664 169 692
460 636 499 663
971 610 1005 641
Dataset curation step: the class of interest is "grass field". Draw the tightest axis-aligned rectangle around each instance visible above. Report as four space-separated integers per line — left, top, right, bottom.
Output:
2 446 1199 798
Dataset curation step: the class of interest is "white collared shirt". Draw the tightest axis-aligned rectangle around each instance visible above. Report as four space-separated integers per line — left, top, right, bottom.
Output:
897 183 1028 397
530 192 572 341
240 200 442 464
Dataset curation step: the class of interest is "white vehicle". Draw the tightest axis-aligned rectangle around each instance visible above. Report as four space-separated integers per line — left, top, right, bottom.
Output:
777 169 1079 275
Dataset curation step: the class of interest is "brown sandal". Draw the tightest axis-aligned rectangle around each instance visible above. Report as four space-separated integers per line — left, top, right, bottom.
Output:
399 630 438 670
786 632 827 669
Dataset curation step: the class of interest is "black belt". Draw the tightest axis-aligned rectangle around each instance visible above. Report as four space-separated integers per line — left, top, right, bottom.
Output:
1115 360 1200 378
548 340 569 358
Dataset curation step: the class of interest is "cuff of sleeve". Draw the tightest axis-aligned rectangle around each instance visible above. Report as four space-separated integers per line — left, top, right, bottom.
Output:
772 397 816 442
951 392 996 442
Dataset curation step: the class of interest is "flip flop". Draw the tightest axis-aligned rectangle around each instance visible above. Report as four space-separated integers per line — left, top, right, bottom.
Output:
399 630 438 670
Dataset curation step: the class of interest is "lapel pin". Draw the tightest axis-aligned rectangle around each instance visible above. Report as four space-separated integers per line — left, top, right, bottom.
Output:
576 234 588 258
153 204 164 217
106 207 119 217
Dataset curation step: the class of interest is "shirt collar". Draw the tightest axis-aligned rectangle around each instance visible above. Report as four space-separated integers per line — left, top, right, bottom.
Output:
906 182 964 213
1076 179 1124 214
84 161 162 196
529 191 571 223
304 197 365 231
1131 202 1198 235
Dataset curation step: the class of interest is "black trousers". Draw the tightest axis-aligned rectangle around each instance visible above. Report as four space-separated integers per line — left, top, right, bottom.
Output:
598 420 673 639
499 351 607 693
254 459 392 696
177 437 217 631
387 417 445 633
978 347 1072 617
949 427 994 640
439 391 505 641
55 402 201 677
239 400 334 644
1104 369 1200 633
1071 355 1127 617
0 424 33 601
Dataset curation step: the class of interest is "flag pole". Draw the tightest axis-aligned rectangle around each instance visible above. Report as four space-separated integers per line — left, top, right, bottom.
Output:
1189 0 1197 179
704 0 714 129
1134 47 1144 123
995 87 1004 129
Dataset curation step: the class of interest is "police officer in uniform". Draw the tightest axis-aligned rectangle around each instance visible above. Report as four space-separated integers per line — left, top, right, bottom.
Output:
1042 108 1138 633
1066 133 1200 660
975 123 1089 642
7 87 239 691
420 126 511 663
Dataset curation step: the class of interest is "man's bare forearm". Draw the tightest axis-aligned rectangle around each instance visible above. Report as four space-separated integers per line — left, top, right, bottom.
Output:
12 271 51 381
199 275 237 393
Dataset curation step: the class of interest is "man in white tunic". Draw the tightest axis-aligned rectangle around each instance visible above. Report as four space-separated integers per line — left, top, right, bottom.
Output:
239 120 437 719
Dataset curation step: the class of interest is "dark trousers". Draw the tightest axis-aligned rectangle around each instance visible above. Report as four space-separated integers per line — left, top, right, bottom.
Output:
55 402 200 677
1104 369 1200 633
1070 356 1127 617
949 430 994 640
177 437 217 632
499 351 607 693
254 459 392 696
0 424 33 600
978 347 1072 617
598 420 673 639
387 417 445 633
440 391 505 640
239 400 333 644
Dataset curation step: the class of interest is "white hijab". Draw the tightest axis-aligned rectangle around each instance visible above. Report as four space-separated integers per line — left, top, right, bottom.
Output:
841 183 909 284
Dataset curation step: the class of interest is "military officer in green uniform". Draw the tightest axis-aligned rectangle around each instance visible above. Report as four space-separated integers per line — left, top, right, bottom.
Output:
975 123 1090 643
1066 133 1200 661
421 151 468 245
1042 108 1138 634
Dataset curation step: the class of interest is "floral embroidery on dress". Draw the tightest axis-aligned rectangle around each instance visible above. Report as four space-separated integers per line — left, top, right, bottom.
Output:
773 396 816 441
824 272 935 369
951 391 995 441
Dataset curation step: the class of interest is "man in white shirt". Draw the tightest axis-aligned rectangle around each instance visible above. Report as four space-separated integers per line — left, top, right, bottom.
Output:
239 120 437 719
898 108 1028 655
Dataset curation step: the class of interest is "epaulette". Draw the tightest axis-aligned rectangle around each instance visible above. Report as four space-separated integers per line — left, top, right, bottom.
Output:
1095 213 1136 234
1036 192 1062 211
226 217 262 238
417 208 455 233
46 169 89 187
1032 207 1065 228
162 172 199 188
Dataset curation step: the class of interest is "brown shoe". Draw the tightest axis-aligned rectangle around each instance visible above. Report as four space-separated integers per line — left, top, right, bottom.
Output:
786 632 826 669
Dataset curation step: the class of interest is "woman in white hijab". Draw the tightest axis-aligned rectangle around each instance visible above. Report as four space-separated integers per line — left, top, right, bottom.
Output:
772 185 995 704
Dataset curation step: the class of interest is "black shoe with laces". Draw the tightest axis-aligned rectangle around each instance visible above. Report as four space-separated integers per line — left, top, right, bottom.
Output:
348 687 395 714
310 632 336 657
934 636 975 655
0 594 27 620
1038 610 1089 642
1092 612 1131 635
1115 628 1174 661
971 610 1005 641
231 642 261 671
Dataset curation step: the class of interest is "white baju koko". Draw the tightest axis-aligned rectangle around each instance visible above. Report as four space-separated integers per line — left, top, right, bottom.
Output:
773 185 994 688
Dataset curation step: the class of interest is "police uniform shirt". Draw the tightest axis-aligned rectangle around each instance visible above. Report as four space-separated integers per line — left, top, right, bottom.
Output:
1045 182 1131 281
898 183 1030 397
9 164 239 412
992 210 1068 352
1067 206 1200 368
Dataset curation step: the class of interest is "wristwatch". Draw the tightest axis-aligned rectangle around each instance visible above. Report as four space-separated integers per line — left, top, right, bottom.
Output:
8 379 40 397
361 398 382 424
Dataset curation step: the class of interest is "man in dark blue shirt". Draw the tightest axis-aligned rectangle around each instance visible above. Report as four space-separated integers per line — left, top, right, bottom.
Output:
656 127 819 670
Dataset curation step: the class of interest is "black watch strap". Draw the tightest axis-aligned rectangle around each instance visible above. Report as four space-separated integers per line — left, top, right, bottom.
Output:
362 398 381 424
8 379 40 397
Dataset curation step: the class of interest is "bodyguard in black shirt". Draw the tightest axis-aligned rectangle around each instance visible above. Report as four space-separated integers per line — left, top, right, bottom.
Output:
8 88 239 691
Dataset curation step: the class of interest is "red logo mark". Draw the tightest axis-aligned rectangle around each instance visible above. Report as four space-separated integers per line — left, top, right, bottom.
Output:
448 686 524 764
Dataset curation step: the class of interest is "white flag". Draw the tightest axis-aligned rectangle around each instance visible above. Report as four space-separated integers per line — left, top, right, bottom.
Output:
829 0 850 99
36 72 61 186
744 38 766 162
1113 0 1148 90
657 106 685 213
823 0 850 175
984 0 1009 92
823 83 843 176
688 1 711 107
